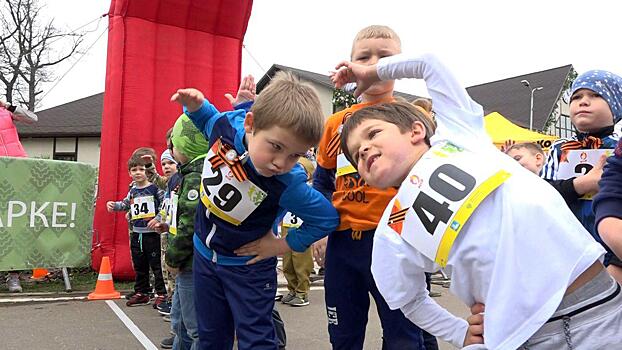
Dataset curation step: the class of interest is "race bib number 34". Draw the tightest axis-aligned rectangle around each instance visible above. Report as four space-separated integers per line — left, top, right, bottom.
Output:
131 196 156 220
200 148 267 225
386 142 511 267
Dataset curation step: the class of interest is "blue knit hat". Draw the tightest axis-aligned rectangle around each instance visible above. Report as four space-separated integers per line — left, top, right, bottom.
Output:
571 70 622 123
160 149 177 164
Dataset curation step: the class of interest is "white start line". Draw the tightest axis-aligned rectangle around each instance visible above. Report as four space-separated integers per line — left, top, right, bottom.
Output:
105 300 158 350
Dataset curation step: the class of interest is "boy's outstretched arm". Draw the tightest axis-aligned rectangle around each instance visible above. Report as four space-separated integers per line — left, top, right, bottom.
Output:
333 54 483 124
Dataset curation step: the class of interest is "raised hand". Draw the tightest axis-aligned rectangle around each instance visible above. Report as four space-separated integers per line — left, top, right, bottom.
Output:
500 139 515 153
330 61 379 97
171 88 205 113
225 74 256 107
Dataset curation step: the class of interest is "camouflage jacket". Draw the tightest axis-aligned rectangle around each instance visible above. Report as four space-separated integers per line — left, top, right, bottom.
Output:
165 155 205 271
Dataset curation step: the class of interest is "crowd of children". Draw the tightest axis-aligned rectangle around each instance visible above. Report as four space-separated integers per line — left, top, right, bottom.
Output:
94 23 622 350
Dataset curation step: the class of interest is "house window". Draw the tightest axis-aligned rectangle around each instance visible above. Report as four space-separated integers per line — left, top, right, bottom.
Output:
53 137 78 162
554 114 574 139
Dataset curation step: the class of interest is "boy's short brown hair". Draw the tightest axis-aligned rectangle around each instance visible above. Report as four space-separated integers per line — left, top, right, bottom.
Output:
127 155 145 170
129 147 156 169
250 71 324 145
508 142 544 156
340 101 436 167
351 25 401 57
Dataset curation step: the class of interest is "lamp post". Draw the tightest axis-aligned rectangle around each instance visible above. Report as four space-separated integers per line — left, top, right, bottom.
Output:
520 79 543 131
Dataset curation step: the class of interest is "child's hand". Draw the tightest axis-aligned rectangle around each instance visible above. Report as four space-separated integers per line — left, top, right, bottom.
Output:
331 61 380 97
165 263 179 277
147 218 159 230
225 74 256 107
171 88 204 113
234 230 290 265
312 236 328 267
140 154 154 165
154 222 169 233
500 139 515 153
463 303 485 347
106 201 115 212
574 153 607 195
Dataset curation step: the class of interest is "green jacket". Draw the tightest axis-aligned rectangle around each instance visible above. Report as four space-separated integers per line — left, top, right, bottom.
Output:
165 155 205 271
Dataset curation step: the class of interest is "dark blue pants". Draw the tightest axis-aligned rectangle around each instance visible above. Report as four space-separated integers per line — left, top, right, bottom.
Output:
324 229 428 350
193 250 278 350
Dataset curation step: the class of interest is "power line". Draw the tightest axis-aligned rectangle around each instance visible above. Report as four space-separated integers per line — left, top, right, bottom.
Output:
37 24 108 108
243 44 270 80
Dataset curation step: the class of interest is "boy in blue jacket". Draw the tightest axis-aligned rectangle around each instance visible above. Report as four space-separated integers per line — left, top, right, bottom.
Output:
172 73 339 350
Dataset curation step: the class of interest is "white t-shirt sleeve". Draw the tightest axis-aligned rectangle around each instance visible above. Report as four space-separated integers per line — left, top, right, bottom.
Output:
371 227 468 348
376 54 489 149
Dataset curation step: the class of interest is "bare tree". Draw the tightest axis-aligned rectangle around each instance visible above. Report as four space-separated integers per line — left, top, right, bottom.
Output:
0 0 84 110
0 0 27 105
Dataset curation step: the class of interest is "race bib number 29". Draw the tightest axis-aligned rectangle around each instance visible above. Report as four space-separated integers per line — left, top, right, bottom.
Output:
200 149 267 225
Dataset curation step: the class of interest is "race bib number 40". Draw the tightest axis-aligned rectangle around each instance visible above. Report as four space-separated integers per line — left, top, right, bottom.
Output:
131 196 156 220
385 142 511 267
200 148 267 225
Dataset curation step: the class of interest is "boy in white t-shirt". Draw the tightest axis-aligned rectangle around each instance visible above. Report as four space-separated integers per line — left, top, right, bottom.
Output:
332 53 622 349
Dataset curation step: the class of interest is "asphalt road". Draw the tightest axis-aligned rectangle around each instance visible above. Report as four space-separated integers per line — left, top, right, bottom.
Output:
0 283 468 350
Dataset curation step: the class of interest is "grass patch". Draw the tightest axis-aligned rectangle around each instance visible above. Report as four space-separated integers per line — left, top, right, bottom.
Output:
1 268 134 294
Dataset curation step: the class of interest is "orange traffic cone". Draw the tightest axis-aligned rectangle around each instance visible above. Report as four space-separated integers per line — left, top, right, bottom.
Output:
88 256 121 300
31 268 49 280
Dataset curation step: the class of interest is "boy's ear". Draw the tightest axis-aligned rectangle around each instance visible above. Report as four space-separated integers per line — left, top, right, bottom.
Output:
410 121 427 144
243 112 254 133
535 153 544 164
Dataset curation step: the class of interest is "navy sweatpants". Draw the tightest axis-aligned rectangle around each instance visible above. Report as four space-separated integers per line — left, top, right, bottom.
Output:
324 229 429 350
193 249 279 350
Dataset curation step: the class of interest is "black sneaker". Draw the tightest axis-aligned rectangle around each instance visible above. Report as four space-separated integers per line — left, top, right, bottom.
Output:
124 291 137 300
160 336 174 349
158 302 171 316
126 292 150 307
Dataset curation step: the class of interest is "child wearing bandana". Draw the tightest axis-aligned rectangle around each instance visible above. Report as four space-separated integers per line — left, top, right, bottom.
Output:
542 70 622 272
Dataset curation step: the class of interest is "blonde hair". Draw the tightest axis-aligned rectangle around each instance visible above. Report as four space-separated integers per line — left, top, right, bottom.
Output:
251 71 324 145
411 98 436 132
340 102 436 167
351 25 401 58
507 142 544 156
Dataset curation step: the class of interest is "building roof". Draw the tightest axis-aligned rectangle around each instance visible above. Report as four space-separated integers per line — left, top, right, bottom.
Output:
16 93 103 137
17 63 572 138
466 65 573 130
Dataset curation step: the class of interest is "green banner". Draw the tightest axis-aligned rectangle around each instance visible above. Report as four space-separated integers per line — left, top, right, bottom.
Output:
0 157 97 270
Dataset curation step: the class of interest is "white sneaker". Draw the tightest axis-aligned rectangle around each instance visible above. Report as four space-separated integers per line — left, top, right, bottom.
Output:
7 273 22 293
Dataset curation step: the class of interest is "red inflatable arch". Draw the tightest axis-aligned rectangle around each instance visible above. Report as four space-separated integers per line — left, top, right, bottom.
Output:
93 0 253 278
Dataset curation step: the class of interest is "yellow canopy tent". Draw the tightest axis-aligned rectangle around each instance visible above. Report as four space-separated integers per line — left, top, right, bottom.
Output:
484 112 558 150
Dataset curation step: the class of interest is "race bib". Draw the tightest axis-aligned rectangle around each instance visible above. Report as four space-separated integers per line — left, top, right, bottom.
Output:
160 197 170 222
131 196 156 220
283 212 303 228
384 142 511 267
200 148 267 225
168 193 179 235
557 149 612 200
336 152 357 177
